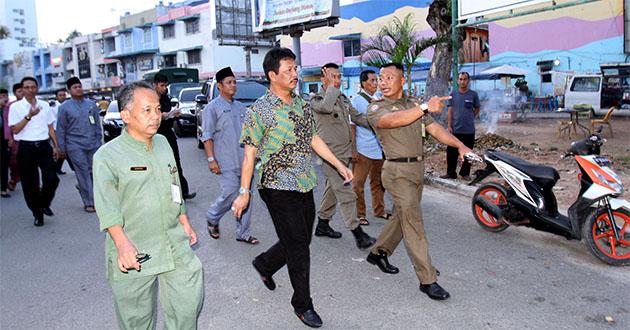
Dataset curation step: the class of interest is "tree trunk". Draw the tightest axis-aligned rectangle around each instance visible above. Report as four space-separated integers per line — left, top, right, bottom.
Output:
425 0 464 123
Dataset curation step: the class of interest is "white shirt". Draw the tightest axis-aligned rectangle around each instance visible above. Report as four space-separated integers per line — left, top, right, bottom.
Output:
8 99 54 141
50 100 61 129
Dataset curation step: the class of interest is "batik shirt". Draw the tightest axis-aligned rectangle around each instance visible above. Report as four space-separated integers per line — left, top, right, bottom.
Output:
240 90 317 193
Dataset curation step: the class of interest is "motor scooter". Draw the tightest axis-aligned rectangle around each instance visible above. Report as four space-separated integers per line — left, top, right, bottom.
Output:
468 132 630 265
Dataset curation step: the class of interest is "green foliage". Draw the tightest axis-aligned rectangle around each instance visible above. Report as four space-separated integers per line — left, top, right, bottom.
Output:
65 30 82 42
0 25 10 39
362 13 448 91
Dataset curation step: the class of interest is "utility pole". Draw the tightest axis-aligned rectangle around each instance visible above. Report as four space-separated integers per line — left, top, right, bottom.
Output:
451 0 459 92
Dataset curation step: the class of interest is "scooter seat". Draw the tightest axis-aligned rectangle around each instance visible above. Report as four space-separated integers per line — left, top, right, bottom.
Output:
487 150 560 188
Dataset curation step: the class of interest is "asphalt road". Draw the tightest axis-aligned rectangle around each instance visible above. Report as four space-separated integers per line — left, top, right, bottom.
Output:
1 136 629 329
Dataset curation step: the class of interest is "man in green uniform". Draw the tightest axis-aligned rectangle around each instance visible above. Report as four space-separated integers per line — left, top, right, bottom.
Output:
93 81 203 329
365 63 472 301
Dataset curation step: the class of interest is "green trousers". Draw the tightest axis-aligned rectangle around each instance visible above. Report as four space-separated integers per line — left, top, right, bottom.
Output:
109 256 204 330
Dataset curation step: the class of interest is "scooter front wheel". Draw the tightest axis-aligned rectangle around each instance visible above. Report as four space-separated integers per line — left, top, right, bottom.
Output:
472 183 509 232
583 207 630 266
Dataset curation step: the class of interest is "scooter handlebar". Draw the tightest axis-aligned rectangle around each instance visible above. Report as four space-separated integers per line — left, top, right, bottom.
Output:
464 152 484 163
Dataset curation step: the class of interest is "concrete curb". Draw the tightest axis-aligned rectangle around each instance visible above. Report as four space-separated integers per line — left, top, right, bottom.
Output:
425 174 476 198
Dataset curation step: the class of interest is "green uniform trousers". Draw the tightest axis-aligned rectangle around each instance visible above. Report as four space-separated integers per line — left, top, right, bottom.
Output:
318 158 360 230
370 161 438 285
109 256 204 330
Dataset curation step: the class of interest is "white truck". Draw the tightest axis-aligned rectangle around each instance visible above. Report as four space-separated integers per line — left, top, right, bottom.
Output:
563 63 630 116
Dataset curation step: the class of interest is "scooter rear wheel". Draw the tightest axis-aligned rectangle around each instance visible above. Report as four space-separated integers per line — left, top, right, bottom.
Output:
583 208 630 266
472 183 509 232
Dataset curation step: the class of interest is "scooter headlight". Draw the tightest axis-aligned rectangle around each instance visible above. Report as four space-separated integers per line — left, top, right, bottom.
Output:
592 169 624 194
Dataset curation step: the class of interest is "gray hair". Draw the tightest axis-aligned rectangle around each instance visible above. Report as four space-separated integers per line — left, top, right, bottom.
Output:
117 81 155 112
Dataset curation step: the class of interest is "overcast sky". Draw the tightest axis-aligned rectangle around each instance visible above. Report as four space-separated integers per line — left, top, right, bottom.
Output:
36 0 359 44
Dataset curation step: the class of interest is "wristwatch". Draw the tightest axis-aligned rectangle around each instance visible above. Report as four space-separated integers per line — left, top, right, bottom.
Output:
420 103 429 115
207 156 215 162
238 187 250 195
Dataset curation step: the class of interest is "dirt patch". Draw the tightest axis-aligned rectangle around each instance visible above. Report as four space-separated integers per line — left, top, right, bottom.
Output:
425 117 630 209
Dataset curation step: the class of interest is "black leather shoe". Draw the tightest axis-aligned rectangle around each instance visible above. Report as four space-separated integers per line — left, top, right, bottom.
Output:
351 226 376 249
420 282 450 300
366 250 399 274
34 217 44 227
183 192 197 200
315 218 342 239
295 309 323 328
42 207 54 216
252 260 275 291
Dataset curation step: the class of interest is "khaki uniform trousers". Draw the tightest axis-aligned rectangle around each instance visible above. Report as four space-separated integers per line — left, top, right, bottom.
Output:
318 158 360 230
370 161 438 285
352 153 385 218
109 256 204 330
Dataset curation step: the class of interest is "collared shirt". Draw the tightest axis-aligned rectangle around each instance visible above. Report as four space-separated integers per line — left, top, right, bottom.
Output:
201 95 246 171
57 98 103 151
241 90 318 193
367 96 434 160
351 91 383 160
7 99 54 141
93 128 192 281
309 86 369 159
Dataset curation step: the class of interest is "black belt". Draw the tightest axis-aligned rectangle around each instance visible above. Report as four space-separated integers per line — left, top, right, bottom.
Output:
387 156 422 163
19 139 49 146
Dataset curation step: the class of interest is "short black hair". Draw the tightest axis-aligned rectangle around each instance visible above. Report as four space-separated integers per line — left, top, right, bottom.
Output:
12 83 22 94
263 47 296 81
55 89 66 97
459 72 470 79
21 76 38 87
153 73 169 84
118 81 154 112
359 70 376 85
0 88 8 95
322 62 339 71
66 76 81 89
381 63 404 72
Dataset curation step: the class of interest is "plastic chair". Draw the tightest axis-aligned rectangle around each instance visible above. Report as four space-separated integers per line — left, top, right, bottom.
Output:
591 107 616 137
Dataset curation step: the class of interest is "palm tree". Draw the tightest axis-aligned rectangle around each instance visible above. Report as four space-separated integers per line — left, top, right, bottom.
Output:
362 13 446 93
0 25 10 39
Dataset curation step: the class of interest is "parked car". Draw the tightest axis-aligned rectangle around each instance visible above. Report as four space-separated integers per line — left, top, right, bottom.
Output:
102 100 123 142
563 63 630 115
172 87 202 137
195 79 269 148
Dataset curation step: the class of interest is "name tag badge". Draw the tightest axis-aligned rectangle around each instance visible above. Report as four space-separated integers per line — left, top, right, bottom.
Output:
89 114 96 125
421 123 426 138
130 166 147 171
171 184 182 204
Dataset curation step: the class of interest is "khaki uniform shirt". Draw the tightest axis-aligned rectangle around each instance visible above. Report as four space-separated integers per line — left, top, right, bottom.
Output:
310 86 369 159
367 96 434 160
93 128 194 281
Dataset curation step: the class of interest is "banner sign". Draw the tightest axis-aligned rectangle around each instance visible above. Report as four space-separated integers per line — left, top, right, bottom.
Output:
459 0 549 20
252 0 340 32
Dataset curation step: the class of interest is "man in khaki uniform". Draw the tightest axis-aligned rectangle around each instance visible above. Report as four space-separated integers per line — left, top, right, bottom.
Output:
310 62 376 249
365 63 472 301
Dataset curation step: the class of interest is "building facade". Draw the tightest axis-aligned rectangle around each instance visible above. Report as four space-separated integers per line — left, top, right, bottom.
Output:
278 0 627 98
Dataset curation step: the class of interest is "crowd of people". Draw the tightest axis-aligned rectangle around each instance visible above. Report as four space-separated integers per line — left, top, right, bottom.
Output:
1 47 480 329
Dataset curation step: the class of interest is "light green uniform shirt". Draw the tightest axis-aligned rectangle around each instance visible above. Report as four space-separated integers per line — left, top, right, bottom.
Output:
94 128 194 281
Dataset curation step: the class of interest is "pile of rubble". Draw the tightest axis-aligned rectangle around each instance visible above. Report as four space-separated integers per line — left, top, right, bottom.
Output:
474 133 520 150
